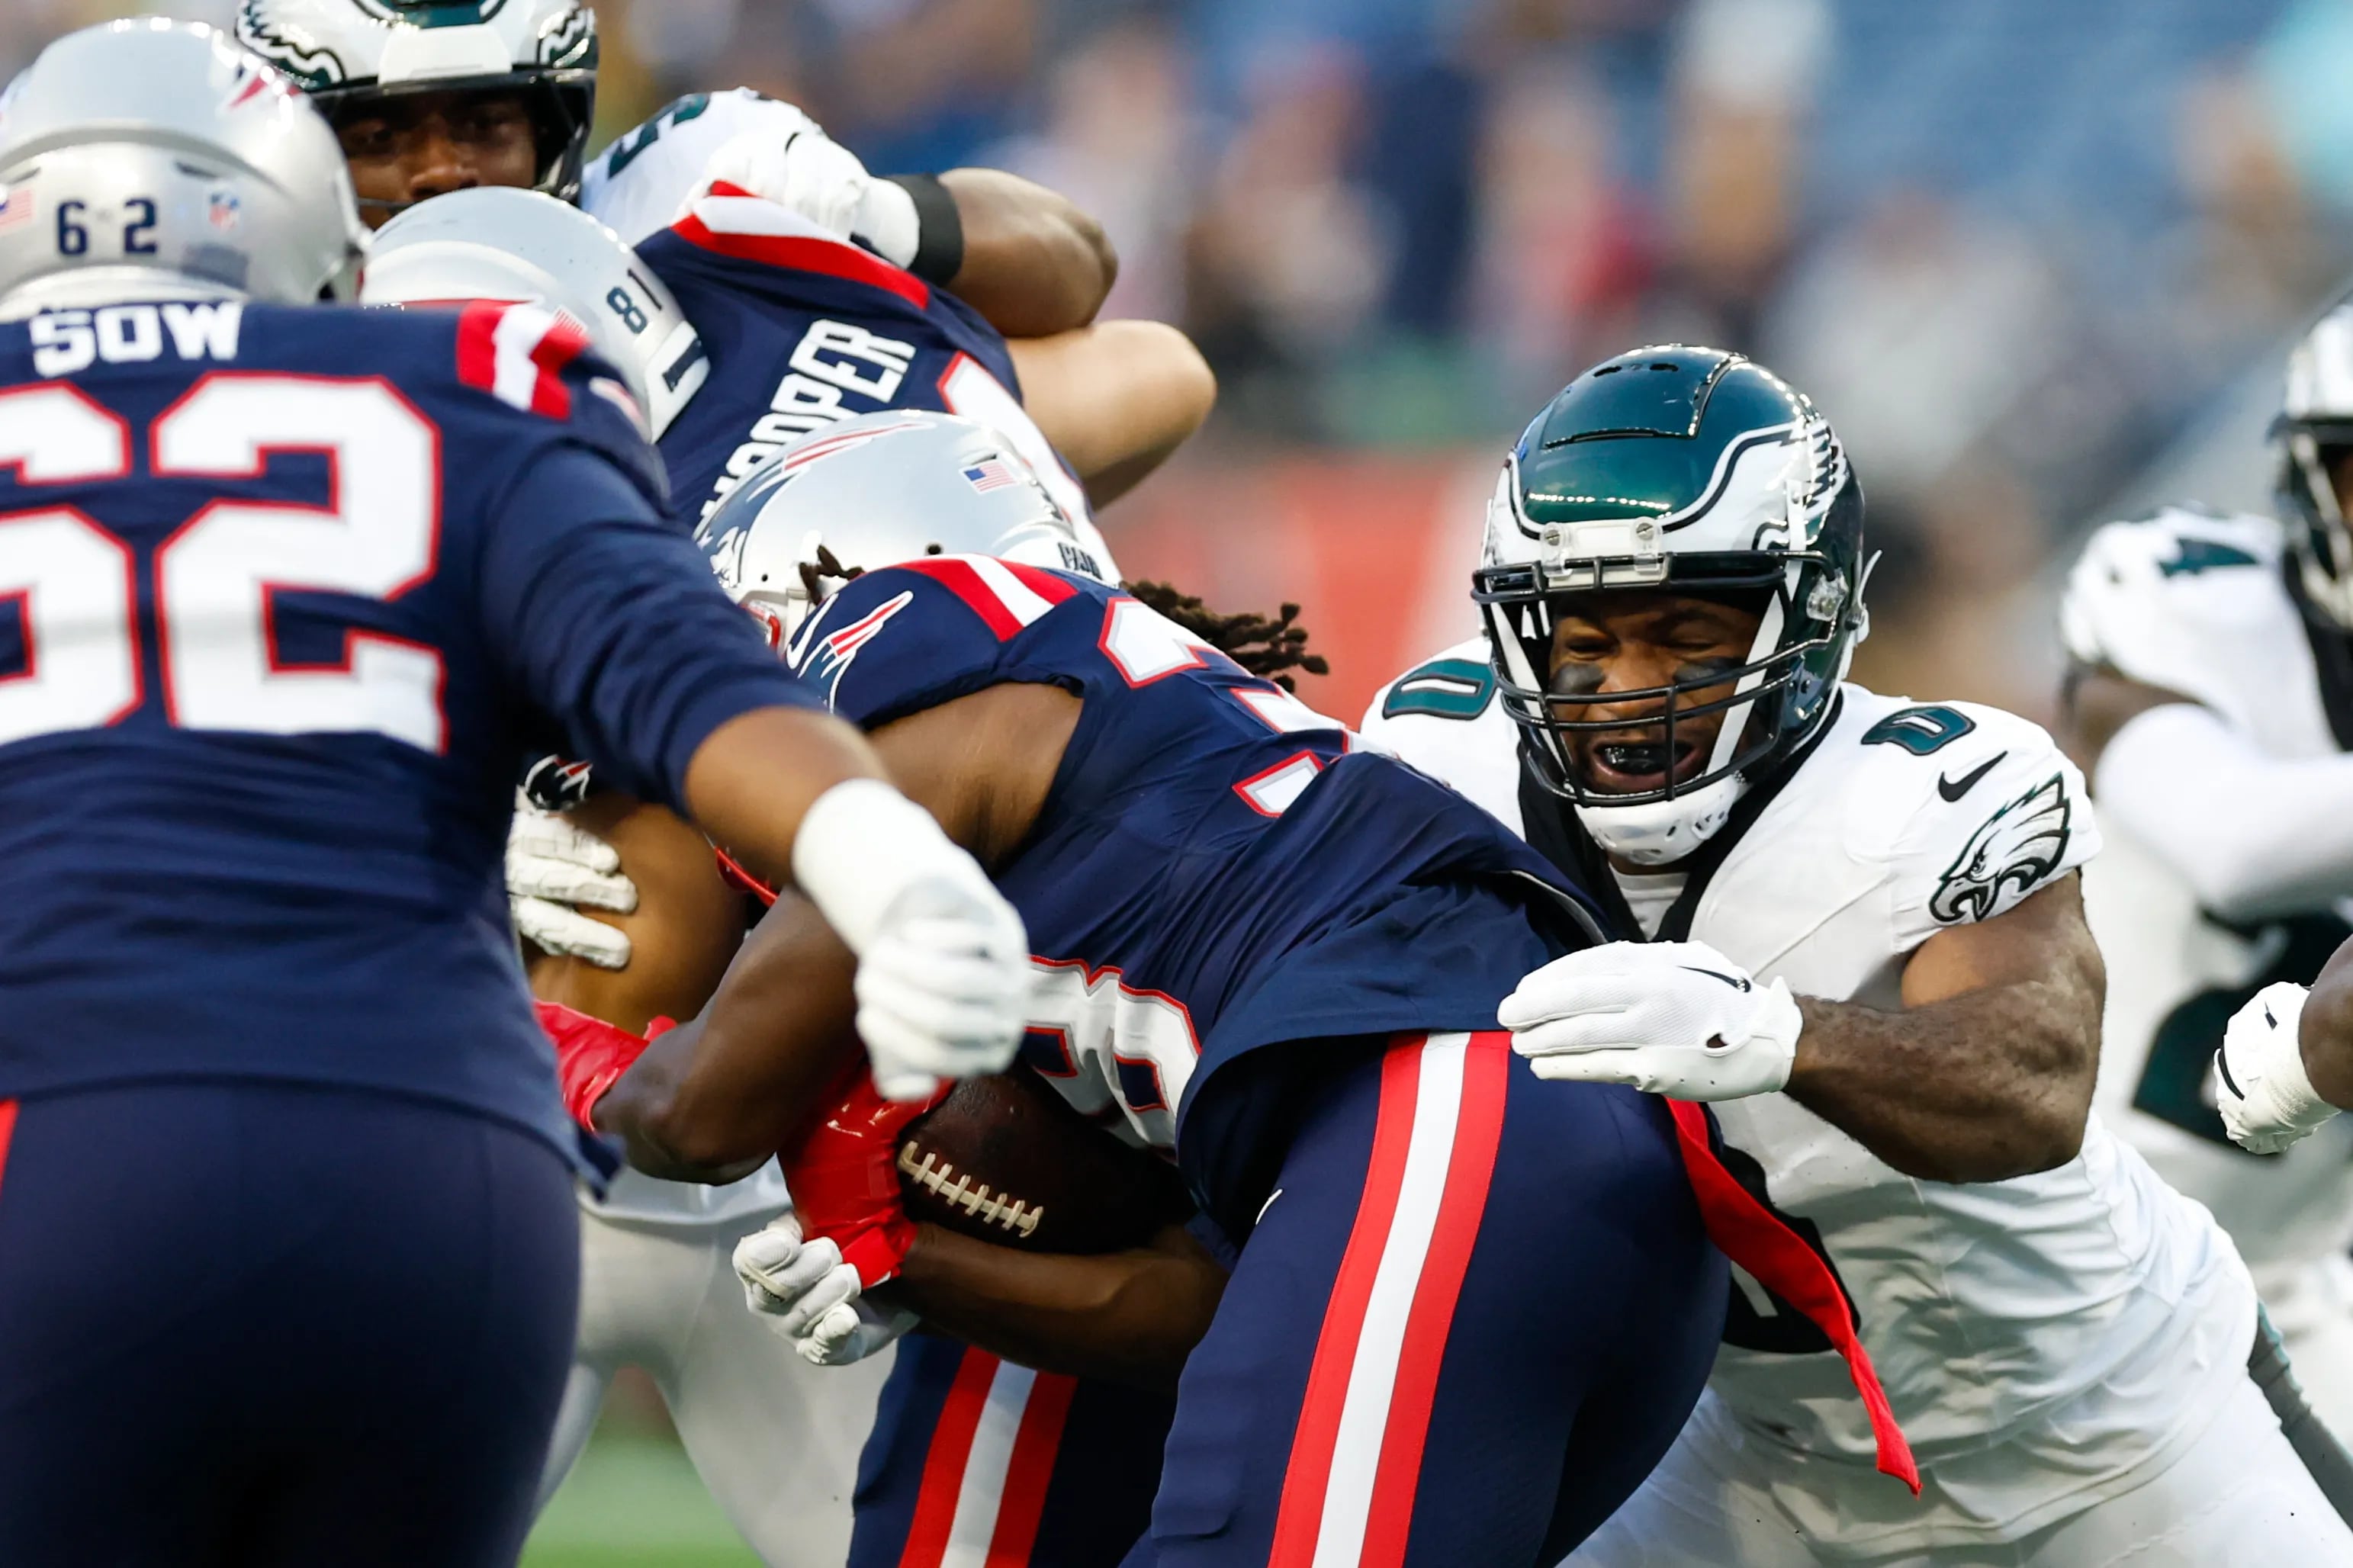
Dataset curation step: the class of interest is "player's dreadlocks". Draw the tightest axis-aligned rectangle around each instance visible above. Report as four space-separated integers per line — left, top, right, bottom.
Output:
1122 580 1330 692
796 548 1332 694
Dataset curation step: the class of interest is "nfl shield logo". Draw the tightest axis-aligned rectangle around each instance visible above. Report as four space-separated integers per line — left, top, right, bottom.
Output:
210 191 242 233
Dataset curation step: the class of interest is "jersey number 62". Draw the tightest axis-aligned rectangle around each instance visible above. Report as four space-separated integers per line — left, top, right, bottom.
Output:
0 377 442 753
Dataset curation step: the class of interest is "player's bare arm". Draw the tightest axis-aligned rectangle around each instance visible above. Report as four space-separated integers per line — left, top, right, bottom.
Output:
888 1222 1224 1392
2301 937 2353 1111
1007 322 1217 506
524 794 744 1032
937 168 1117 338
1782 876 2104 1181
596 680 1080 1170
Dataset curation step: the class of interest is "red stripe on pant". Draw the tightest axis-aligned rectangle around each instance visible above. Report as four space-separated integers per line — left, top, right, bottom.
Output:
1665 1099 1920 1492
1268 1033 1510 1568
898 1345 1081 1568
1267 1036 1425 1564
1359 1033 1509 1566
985 1369 1078 1566
0 1100 15 1202
901 1347 1000 1566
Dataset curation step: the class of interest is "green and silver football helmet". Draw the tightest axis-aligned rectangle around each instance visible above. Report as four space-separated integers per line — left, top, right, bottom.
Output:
2276 298 2353 631
236 0 597 207
1474 346 1869 865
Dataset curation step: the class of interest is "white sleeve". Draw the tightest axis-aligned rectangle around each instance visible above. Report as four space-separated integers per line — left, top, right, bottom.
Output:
1355 644 1525 835
583 90 827 246
1879 711 2101 951
2094 702 2353 924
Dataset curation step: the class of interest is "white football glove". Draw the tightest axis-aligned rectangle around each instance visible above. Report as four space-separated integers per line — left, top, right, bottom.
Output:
506 804 638 970
1499 939 1802 1101
853 877 1033 1101
2216 982 2338 1154
734 1215 916 1366
690 128 923 268
791 779 1031 1101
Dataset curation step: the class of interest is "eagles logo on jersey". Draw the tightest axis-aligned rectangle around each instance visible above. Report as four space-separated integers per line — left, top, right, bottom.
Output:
1930 775 2073 925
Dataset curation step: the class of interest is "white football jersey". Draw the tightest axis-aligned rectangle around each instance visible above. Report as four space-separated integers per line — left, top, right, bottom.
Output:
583 89 826 246
1364 660 2258 1544
2063 508 2353 1282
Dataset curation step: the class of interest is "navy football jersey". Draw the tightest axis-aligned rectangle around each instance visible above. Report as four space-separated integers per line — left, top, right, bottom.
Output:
783 558 1605 1194
0 297 814 1149
638 186 1103 564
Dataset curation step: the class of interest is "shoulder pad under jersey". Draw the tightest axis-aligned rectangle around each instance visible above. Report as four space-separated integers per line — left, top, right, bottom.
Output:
2060 504 2289 713
1828 692 2099 948
583 89 826 246
1358 639 1524 835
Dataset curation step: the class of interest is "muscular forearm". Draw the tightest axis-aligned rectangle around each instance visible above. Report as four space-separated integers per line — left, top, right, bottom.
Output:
1008 321 1216 505
940 169 1116 338
886 1223 1225 1393
2303 937 2353 1110
593 1016 767 1185
596 896 866 1180
1787 977 2097 1182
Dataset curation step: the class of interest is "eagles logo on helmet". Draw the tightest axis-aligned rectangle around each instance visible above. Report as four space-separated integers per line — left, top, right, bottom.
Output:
236 0 598 204
1474 345 1872 866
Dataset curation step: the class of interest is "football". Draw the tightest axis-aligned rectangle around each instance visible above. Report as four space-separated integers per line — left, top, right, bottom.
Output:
895 1066 1192 1253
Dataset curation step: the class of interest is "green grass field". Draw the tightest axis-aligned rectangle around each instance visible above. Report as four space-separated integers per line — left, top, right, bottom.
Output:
522 1428 761 1568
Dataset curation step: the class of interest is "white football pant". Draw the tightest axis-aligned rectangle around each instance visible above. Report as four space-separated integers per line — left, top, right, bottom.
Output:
1568 1370 2353 1566
2259 1253 2353 1446
535 1207 895 1567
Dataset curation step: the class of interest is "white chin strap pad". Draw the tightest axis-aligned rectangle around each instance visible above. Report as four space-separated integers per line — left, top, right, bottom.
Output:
1575 772 1747 868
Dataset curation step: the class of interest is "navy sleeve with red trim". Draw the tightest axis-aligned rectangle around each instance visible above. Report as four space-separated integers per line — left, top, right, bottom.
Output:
446 300 671 519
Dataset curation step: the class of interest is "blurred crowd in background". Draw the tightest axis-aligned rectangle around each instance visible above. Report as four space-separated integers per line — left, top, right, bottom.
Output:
16 0 2353 721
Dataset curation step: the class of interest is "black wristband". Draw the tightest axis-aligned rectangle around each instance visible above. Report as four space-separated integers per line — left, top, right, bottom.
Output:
887 173 966 284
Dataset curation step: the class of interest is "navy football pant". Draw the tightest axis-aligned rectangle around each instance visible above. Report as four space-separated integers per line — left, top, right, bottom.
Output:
1133 1030 1727 1568
850 1330 1177 1566
0 1082 580 1567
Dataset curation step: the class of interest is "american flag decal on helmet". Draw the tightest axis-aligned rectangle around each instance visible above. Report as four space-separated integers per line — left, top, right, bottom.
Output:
793 590 915 703
0 187 30 233
962 458 1021 494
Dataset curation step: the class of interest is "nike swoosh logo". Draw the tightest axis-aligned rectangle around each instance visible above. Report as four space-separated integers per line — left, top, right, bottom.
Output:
1938 753 2007 802
1680 966 1752 992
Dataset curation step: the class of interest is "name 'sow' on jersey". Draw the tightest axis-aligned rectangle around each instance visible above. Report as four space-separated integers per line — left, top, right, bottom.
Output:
783 558 1603 1214
0 299 813 1150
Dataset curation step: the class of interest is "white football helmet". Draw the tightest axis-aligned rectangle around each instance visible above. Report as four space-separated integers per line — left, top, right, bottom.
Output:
1476 345 1869 866
2277 299 2353 630
236 0 596 207
363 187 707 436
0 21 367 316
699 410 1111 644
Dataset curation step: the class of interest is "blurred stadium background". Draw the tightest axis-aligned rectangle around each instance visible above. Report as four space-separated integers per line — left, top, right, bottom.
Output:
18 0 2353 1559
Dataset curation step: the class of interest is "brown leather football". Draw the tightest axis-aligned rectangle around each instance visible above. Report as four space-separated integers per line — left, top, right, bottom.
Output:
895 1067 1191 1253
